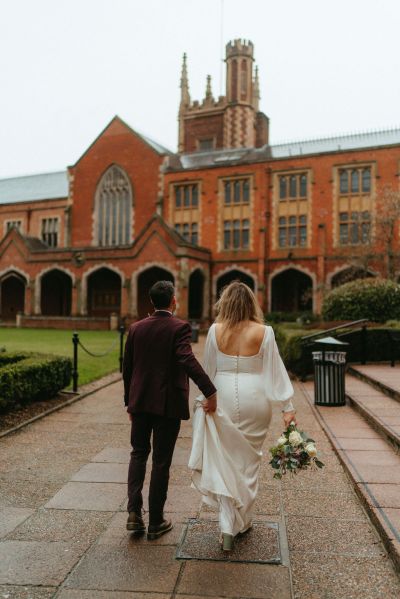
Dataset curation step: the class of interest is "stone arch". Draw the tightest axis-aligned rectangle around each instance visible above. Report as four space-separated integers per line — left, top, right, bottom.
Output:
81 263 125 316
213 265 257 306
135 265 176 319
40 269 73 316
328 265 376 289
214 266 256 303
35 265 75 315
270 265 315 313
0 269 27 320
92 164 134 247
130 262 178 318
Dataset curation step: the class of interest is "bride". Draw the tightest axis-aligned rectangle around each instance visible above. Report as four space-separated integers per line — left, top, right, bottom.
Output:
189 281 296 551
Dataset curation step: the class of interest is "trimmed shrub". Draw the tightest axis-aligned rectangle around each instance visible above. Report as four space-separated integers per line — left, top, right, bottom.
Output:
0 352 72 412
322 278 400 323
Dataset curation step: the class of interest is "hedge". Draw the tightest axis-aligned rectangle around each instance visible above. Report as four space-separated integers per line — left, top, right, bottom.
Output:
274 324 400 378
322 278 400 323
0 352 72 412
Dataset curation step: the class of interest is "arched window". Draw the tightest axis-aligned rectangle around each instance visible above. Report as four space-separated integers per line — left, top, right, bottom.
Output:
94 166 132 246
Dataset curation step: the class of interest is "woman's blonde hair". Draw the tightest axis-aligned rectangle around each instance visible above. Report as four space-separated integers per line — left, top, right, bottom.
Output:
215 281 264 330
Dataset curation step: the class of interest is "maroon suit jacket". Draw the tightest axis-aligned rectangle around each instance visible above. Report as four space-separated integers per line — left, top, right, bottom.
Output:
123 311 216 420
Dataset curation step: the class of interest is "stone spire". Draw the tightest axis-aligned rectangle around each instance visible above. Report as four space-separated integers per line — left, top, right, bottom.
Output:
205 74 213 99
180 53 190 109
253 65 260 111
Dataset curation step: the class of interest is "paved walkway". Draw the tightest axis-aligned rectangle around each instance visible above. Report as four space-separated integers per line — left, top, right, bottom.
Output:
0 341 400 598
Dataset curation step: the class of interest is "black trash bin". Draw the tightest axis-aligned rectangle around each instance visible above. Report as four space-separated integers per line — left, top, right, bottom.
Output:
191 321 200 343
312 336 349 406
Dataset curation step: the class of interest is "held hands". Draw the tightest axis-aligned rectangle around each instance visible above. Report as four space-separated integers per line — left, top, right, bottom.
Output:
202 393 217 414
283 410 297 428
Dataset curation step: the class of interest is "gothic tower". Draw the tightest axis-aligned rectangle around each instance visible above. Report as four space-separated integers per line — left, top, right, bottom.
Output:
177 40 269 153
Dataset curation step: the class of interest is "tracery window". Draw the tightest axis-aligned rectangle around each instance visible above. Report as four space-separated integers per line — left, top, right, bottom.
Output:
41 218 59 247
95 166 132 246
339 167 372 195
220 176 252 251
339 211 370 245
172 182 200 246
278 215 307 248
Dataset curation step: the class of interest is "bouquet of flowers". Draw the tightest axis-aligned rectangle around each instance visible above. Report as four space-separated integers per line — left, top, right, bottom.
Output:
269 421 324 479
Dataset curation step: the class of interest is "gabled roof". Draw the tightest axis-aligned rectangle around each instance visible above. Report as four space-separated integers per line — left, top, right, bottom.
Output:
0 170 68 205
72 115 173 166
133 213 210 254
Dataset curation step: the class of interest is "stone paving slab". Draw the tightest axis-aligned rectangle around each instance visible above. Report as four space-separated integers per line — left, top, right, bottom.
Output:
176 560 291 598
0 540 84 585
64 545 181 593
7 509 111 544
0 507 34 538
44 482 127 511
91 447 130 463
286 514 385 558
57 592 170 599
71 462 128 483
0 586 55 599
0 480 61 509
290 553 400 599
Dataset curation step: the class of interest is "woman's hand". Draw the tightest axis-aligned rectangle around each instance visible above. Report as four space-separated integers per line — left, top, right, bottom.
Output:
283 410 297 428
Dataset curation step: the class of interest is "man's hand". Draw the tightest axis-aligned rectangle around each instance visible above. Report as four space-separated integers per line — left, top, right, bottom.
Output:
202 393 217 414
127 412 133 422
283 410 296 428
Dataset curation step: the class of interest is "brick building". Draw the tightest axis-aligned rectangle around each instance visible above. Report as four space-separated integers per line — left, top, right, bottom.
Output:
1 39 400 327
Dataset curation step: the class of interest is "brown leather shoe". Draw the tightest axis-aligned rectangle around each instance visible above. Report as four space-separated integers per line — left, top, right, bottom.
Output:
147 519 173 540
126 511 145 533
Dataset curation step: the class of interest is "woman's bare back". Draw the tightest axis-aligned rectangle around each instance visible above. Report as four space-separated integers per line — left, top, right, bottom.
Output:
215 321 266 357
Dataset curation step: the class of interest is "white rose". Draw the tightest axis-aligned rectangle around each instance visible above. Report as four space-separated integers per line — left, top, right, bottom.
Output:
305 443 317 457
288 431 302 447
276 436 287 446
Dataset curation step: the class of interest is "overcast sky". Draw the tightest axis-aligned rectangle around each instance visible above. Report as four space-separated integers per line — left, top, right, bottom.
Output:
1 0 399 178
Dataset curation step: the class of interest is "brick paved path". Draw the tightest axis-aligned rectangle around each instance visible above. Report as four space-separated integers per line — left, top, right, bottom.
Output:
0 340 399 598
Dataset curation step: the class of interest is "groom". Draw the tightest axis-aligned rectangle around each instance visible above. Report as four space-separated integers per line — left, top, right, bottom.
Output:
123 280 217 539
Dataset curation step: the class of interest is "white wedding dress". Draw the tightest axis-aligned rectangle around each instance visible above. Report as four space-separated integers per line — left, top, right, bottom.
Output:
189 323 294 537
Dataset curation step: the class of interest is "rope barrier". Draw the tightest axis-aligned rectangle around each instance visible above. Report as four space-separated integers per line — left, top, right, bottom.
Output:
72 326 126 392
77 335 120 358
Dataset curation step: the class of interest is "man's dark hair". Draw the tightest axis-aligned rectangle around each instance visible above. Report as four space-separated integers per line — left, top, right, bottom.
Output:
149 280 175 309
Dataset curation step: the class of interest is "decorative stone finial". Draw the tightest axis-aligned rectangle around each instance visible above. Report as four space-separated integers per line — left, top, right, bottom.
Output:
180 53 190 108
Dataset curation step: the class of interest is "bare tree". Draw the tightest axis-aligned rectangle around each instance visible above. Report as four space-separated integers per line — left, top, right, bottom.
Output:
373 185 400 280
333 185 400 283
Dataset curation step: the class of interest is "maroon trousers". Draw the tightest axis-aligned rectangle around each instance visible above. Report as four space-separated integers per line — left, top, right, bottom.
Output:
127 413 181 525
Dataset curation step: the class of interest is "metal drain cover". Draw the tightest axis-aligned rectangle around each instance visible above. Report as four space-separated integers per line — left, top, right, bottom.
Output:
176 518 282 564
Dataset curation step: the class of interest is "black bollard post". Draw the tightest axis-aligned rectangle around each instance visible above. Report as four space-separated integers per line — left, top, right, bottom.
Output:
119 325 125 373
72 332 79 392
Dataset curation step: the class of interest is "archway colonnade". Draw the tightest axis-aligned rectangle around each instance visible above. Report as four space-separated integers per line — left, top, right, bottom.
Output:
0 263 388 322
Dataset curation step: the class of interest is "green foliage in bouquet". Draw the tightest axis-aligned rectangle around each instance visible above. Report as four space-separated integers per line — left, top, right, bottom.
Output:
269 422 324 479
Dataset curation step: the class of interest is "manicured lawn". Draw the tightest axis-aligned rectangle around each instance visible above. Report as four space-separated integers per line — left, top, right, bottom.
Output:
0 328 123 388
